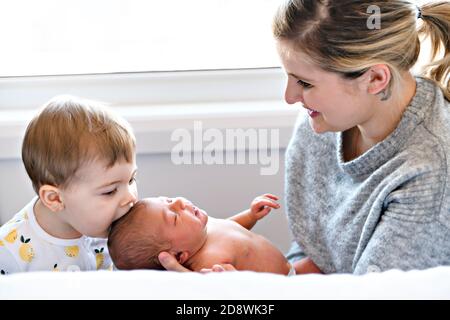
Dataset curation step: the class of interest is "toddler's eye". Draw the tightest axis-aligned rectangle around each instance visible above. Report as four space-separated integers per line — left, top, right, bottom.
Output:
166 198 173 203
129 176 137 185
103 189 117 196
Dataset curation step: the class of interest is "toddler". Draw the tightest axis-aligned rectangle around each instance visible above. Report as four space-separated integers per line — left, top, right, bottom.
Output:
0 95 137 274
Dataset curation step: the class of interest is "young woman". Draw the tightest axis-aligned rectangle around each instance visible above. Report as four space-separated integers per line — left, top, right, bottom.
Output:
160 0 450 275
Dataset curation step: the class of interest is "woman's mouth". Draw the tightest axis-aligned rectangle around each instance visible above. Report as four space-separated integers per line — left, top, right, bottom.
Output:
305 107 320 118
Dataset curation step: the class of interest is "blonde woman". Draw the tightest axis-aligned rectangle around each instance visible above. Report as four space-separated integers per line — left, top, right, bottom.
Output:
159 0 450 275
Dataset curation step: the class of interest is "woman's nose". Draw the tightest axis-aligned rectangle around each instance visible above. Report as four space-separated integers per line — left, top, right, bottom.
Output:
285 81 304 105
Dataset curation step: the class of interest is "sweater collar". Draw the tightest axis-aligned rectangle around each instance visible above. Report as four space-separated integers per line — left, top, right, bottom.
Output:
336 77 437 177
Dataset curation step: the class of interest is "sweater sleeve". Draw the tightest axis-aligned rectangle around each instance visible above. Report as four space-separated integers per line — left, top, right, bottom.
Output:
353 169 450 274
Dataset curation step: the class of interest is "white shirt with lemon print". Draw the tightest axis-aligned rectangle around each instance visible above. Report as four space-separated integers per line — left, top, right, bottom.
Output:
0 197 114 274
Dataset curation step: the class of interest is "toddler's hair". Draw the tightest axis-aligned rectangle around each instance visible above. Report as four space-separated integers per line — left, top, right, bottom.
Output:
108 200 171 270
22 95 136 193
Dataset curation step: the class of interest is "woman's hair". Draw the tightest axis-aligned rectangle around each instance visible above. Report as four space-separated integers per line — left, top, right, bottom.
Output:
22 95 136 193
108 200 171 270
273 0 450 100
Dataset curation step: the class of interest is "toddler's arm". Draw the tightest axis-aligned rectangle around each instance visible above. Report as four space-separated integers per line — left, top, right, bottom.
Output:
229 194 280 230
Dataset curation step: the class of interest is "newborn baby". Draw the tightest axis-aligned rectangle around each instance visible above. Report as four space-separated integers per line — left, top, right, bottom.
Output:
108 194 294 275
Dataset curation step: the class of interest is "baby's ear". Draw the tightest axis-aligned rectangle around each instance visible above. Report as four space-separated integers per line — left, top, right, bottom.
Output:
176 251 190 265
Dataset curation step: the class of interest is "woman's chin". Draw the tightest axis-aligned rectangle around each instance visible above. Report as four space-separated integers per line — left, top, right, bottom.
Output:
309 120 328 134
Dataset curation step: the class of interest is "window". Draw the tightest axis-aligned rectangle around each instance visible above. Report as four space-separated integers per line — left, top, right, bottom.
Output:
0 0 281 77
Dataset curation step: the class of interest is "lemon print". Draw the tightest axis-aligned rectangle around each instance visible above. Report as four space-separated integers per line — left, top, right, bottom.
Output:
65 245 80 258
0 240 4 246
53 264 60 272
23 211 29 220
19 235 34 263
95 247 104 269
4 229 17 243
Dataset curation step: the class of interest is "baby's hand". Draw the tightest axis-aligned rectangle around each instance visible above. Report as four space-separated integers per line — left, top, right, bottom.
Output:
250 194 280 220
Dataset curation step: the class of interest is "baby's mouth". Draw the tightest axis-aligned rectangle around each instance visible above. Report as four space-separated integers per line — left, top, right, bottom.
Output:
193 207 199 217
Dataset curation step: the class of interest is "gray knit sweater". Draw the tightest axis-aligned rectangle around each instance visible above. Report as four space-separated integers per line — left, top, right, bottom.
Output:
285 77 450 274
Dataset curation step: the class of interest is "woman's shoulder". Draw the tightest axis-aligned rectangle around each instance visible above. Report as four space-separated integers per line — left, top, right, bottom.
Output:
419 78 450 140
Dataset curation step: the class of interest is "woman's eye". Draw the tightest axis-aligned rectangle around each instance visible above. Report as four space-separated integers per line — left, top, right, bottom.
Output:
297 79 312 88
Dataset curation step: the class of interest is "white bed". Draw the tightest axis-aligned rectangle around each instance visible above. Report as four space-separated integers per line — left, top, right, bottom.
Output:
1 267 450 299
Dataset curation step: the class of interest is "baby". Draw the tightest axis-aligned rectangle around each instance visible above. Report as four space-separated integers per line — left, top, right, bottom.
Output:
108 194 294 275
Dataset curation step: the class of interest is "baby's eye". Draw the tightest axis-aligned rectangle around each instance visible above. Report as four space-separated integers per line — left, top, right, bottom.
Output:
297 79 313 89
166 198 173 203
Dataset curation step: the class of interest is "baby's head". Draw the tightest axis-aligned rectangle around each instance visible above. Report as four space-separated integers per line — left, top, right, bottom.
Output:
22 95 137 237
108 197 209 270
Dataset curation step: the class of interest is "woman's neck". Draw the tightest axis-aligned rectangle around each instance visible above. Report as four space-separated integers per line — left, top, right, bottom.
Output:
346 73 417 160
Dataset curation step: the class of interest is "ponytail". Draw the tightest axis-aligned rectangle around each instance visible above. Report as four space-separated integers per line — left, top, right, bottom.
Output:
418 1 450 101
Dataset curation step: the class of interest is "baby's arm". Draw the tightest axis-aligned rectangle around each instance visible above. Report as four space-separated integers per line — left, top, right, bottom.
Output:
229 194 280 230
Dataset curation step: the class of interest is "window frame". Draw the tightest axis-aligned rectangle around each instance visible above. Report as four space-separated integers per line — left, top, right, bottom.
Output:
0 67 298 160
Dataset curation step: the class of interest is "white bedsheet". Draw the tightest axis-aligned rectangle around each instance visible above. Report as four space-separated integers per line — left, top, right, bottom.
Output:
1 267 450 299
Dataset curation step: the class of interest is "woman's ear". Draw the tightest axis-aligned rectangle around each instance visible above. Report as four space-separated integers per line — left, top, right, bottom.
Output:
39 185 64 212
367 64 391 98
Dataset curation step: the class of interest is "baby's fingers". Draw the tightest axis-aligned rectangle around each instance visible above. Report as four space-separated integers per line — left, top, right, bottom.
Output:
262 194 279 201
255 199 280 209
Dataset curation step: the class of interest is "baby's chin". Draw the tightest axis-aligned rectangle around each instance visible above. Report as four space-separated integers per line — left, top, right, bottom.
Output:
198 208 208 226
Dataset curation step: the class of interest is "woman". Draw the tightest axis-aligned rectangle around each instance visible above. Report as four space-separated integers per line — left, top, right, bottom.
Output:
159 0 450 274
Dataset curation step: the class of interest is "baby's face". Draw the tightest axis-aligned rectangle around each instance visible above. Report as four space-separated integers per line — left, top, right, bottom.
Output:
141 197 208 255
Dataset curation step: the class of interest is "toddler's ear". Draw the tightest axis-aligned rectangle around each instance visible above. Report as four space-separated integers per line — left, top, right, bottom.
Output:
175 251 190 265
39 185 64 212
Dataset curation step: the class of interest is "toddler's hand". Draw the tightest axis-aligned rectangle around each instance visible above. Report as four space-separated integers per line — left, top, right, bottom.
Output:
250 194 280 220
